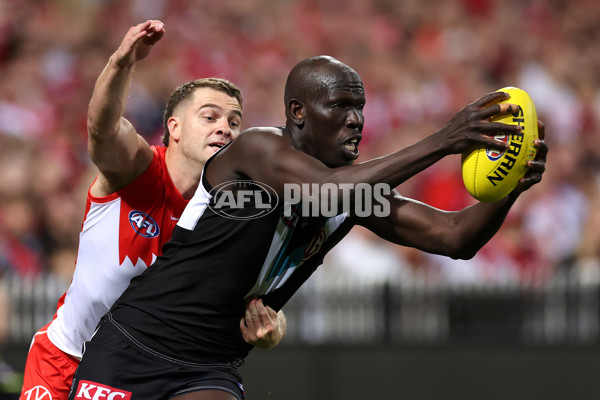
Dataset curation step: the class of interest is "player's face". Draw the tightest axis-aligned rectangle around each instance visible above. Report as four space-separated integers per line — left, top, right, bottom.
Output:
171 88 242 165
303 72 365 168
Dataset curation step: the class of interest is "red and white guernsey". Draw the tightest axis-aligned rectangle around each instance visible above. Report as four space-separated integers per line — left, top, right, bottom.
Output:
47 146 188 359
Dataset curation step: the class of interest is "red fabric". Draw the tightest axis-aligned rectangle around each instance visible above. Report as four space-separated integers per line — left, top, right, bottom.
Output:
20 323 80 400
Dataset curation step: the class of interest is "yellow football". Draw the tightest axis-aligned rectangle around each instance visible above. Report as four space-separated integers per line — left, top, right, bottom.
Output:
461 87 538 202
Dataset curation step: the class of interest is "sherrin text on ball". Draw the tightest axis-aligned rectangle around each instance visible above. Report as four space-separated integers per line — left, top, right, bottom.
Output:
461 87 538 202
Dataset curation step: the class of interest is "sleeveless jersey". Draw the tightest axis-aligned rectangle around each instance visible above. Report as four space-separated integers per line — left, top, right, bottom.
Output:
110 165 355 363
47 146 188 359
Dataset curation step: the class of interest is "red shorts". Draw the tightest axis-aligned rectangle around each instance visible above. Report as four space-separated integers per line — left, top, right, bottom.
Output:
20 323 80 400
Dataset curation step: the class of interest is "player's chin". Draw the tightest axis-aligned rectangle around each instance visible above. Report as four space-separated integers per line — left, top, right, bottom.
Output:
329 147 359 167
205 145 223 157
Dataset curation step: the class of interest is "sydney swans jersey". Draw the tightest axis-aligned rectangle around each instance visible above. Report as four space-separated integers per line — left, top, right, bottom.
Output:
47 146 188 358
110 172 354 363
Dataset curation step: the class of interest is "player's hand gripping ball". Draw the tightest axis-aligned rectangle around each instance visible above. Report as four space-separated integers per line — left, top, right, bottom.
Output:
461 87 538 202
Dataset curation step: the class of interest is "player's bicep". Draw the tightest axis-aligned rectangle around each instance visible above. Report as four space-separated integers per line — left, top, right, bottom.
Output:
89 118 153 191
212 130 334 196
249 148 331 195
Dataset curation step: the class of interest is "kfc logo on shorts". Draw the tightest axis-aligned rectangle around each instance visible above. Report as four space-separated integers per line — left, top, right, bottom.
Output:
128 211 160 238
74 381 132 400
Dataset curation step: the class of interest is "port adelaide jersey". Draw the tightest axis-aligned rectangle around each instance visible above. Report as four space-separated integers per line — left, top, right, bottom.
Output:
110 167 354 363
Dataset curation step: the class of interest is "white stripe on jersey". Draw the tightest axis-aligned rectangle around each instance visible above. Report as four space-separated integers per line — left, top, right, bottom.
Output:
245 212 348 298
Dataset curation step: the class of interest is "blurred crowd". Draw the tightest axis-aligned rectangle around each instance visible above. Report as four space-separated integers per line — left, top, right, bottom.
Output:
0 0 599 287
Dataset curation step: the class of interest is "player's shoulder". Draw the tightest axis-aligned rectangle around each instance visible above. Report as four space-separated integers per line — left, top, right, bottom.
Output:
238 126 286 140
233 126 290 151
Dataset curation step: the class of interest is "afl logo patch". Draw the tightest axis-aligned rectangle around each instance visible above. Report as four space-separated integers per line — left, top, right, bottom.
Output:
486 133 509 161
128 211 160 238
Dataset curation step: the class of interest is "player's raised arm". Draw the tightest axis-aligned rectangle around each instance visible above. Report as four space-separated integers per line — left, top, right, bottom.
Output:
87 20 165 196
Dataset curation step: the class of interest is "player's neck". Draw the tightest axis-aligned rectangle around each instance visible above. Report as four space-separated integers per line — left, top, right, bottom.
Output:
283 126 306 152
165 148 203 200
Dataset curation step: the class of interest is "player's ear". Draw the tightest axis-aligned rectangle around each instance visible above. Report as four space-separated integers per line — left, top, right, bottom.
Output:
288 100 304 126
167 116 181 142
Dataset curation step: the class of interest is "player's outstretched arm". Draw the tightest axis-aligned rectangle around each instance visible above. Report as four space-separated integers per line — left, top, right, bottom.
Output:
240 298 287 350
88 20 165 195
358 121 547 260
209 92 521 202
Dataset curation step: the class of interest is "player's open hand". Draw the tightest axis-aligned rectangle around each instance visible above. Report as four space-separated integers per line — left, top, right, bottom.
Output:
113 20 165 68
512 120 547 195
240 297 287 350
436 91 522 155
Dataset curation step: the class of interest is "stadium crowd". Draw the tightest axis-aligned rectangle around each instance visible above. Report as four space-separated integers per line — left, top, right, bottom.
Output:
0 0 598 288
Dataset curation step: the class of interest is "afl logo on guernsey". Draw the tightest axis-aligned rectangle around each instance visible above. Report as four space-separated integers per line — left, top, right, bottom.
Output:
209 180 279 220
486 133 509 161
128 211 160 238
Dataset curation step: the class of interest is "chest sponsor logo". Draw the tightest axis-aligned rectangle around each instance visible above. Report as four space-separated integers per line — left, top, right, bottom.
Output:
128 210 160 238
22 386 52 400
74 381 132 400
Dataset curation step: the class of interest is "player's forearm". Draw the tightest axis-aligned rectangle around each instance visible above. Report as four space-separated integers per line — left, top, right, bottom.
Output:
87 56 135 141
339 133 447 188
448 196 516 259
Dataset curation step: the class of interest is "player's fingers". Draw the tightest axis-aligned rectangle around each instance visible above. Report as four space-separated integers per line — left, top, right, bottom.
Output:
146 20 165 44
264 304 278 319
244 302 257 327
128 20 159 42
527 159 545 173
129 30 149 44
119 27 149 55
126 21 152 41
471 91 509 109
474 102 519 121
537 120 545 141
534 139 548 162
240 317 256 342
253 299 273 327
133 20 152 33
519 170 543 187
149 20 164 30
248 298 259 316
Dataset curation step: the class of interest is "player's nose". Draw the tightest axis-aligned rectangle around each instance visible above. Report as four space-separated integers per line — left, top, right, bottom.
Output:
216 118 232 137
346 108 363 131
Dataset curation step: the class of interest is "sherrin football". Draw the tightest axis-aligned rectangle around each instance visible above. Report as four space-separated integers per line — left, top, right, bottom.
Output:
461 87 538 202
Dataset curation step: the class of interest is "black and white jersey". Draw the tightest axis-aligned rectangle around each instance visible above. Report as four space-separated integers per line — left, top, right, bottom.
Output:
109 166 354 364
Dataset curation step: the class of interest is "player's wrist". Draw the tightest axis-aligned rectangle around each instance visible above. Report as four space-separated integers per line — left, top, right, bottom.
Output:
108 53 136 71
